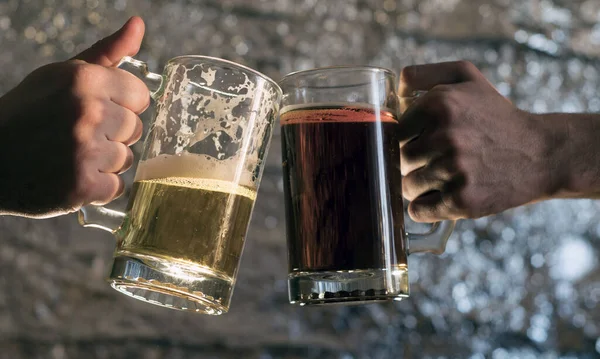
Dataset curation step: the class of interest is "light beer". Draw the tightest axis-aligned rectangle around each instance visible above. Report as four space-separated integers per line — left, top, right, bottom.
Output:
117 177 256 278
112 155 257 313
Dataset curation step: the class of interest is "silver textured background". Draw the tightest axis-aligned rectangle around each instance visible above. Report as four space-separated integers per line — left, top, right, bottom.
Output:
1 0 600 358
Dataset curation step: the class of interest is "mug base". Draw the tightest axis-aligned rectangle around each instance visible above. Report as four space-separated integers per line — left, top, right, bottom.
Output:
108 253 232 315
288 267 409 305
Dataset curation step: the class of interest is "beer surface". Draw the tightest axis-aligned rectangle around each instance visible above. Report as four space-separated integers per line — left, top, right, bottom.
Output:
281 104 407 272
116 177 256 279
134 153 258 189
280 103 398 124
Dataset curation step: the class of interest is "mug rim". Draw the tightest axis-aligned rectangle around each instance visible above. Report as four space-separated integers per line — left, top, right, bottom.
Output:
279 65 396 85
168 55 282 96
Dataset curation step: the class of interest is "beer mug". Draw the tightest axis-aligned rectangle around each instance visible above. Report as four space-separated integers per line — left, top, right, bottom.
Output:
79 56 282 315
279 66 455 305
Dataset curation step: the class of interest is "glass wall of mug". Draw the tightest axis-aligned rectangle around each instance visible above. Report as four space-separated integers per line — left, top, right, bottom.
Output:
278 66 454 305
80 56 282 315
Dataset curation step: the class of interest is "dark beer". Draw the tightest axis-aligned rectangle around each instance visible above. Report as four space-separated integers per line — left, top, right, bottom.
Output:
281 104 407 275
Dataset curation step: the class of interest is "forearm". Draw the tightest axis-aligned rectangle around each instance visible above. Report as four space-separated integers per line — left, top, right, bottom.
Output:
537 112 600 200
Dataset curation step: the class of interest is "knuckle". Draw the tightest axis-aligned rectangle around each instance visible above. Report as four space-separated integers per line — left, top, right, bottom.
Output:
430 84 453 93
454 154 469 173
431 91 459 118
455 60 478 77
72 127 90 149
67 59 88 69
432 156 456 180
442 191 461 212
70 63 98 90
399 65 418 84
443 188 472 217
438 164 455 181
72 124 92 150
81 98 104 116
74 99 105 129
116 69 151 110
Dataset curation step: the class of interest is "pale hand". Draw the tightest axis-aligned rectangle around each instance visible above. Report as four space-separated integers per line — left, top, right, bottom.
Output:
0 17 149 218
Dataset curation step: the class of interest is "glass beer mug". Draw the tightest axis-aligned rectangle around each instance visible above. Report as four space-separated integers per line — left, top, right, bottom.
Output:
79 56 282 315
279 66 455 305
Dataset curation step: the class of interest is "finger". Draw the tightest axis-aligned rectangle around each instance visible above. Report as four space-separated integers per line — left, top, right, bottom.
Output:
400 132 449 175
401 144 428 176
402 160 452 201
97 141 134 174
407 191 454 223
102 101 144 145
399 61 479 97
397 91 438 144
126 115 144 146
89 173 125 206
73 16 145 67
106 68 150 113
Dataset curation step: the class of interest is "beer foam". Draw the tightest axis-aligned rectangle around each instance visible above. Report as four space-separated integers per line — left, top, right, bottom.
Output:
138 176 257 200
280 103 398 125
134 153 257 190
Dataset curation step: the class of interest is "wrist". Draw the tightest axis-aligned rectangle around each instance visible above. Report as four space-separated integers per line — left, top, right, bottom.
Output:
533 112 600 199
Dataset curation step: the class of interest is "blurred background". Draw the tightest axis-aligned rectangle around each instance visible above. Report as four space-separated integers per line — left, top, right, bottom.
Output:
1 0 600 358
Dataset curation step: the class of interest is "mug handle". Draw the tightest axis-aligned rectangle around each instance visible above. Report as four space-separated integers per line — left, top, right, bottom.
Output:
399 91 457 255
77 56 163 233
406 221 456 255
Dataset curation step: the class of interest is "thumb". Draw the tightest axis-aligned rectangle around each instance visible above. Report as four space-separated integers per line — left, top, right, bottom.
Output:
73 16 145 67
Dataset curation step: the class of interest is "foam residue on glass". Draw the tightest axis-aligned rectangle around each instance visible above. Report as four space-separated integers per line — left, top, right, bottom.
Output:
134 60 279 190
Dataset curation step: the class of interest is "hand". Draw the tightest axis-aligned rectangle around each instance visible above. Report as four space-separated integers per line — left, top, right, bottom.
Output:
0 17 149 218
398 61 562 222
